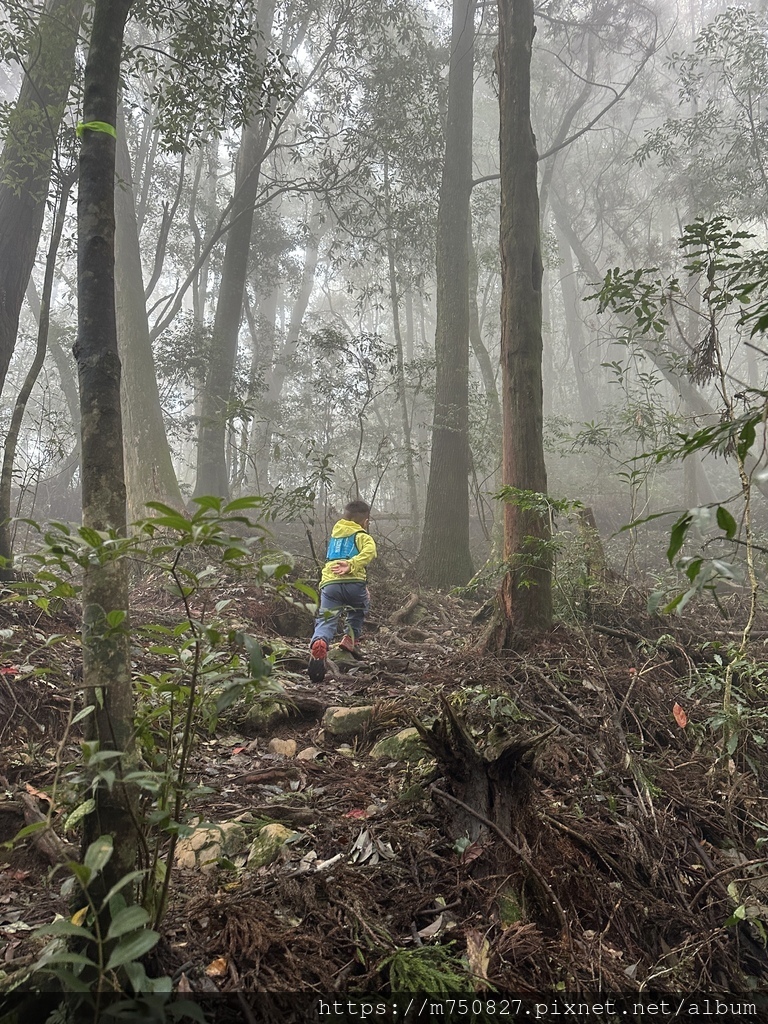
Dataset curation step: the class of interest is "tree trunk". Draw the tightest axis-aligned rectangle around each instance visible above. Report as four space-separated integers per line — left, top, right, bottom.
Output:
114 108 183 522
468 218 502 435
0 171 76 576
483 0 552 649
74 0 138 906
555 224 596 420
384 160 419 548
194 0 276 498
417 0 476 588
0 0 85 401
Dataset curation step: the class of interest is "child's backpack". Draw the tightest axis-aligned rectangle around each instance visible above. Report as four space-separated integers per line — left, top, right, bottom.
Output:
326 532 363 561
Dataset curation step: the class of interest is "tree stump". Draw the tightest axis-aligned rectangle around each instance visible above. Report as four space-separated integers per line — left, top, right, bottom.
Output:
412 696 551 844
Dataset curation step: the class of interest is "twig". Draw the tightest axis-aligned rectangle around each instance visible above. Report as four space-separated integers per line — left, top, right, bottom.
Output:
690 858 768 910
430 786 570 942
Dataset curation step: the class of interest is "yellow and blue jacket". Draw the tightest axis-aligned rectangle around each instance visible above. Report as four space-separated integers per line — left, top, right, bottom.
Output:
320 518 377 588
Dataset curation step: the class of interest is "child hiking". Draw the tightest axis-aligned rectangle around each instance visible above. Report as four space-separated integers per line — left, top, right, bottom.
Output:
308 499 377 683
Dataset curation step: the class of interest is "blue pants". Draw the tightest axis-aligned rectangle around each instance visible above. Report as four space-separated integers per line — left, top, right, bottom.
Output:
311 582 370 645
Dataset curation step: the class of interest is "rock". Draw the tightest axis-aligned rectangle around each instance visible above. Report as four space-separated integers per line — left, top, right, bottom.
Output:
322 705 374 739
297 746 321 761
268 738 297 756
247 822 295 869
174 820 248 873
243 700 284 733
370 727 430 763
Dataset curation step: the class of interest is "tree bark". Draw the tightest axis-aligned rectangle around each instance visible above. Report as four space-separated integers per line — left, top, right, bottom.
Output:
417 0 476 588
194 0 277 498
114 108 183 522
484 0 552 649
74 0 138 904
0 0 85 400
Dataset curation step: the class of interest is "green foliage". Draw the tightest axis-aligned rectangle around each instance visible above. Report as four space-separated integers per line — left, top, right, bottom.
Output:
3 497 314 1002
638 7 768 218
129 0 300 152
493 486 583 520
19 836 201 1020
380 943 476 994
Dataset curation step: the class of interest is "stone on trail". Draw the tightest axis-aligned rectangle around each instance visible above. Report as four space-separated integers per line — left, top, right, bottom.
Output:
174 820 248 873
297 746 321 760
268 738 297 756
321 705 375 739
370 727 430 763
247 822 295 869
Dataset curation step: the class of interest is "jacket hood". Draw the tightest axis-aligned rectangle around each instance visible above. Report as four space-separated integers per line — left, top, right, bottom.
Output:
331 518 365 538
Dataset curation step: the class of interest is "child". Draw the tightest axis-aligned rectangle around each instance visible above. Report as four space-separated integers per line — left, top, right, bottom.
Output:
308 499 377 682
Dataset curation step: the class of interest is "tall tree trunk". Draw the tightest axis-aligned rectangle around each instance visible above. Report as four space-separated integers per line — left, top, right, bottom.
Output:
484 0 552 649
384 159 419 547
75 0 138 906
194 0 276 498
417 0 476 587
268 199 324 402
0 0 84 400
114 109 183 522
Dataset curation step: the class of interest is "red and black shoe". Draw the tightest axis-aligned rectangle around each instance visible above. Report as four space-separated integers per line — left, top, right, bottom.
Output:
339 634 364 660
308 638 328 682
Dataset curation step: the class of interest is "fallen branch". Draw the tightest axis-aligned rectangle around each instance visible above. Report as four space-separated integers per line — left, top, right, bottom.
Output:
19 792 77 866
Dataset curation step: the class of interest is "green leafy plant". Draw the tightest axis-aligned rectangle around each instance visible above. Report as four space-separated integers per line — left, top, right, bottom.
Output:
3 496 313 1003
21 835 204 1022
379 943 476 994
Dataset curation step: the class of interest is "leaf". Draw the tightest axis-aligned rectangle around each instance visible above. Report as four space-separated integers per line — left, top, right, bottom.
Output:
64 799 95 831
205 956 228 978
71 906 88 926
71 704 95 725
84 835 113 875
667 513 693 564
417 915 445 939
465 928 491 984
36 918 93 941
716 505 738 539
673 702 688 728
105 928 160 970
99 870 146 911
223 496 262 512
106 905 150 940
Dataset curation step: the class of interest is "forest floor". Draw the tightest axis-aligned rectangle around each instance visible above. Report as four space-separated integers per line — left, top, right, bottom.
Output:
0 564 768 1018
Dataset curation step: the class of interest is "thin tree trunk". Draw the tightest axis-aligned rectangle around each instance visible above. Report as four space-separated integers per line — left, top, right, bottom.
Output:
384 159 419 546
555 223 595 419
0 170 76 576
75 0 138 908
484 0 552 649
468 217 501 434
0 0 85 400
417 0 476 587
194 0 276 498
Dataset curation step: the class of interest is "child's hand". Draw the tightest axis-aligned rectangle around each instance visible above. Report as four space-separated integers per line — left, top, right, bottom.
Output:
331 560 351 576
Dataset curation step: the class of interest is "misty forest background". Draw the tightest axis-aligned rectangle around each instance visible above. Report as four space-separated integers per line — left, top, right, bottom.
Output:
3 0 766 591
